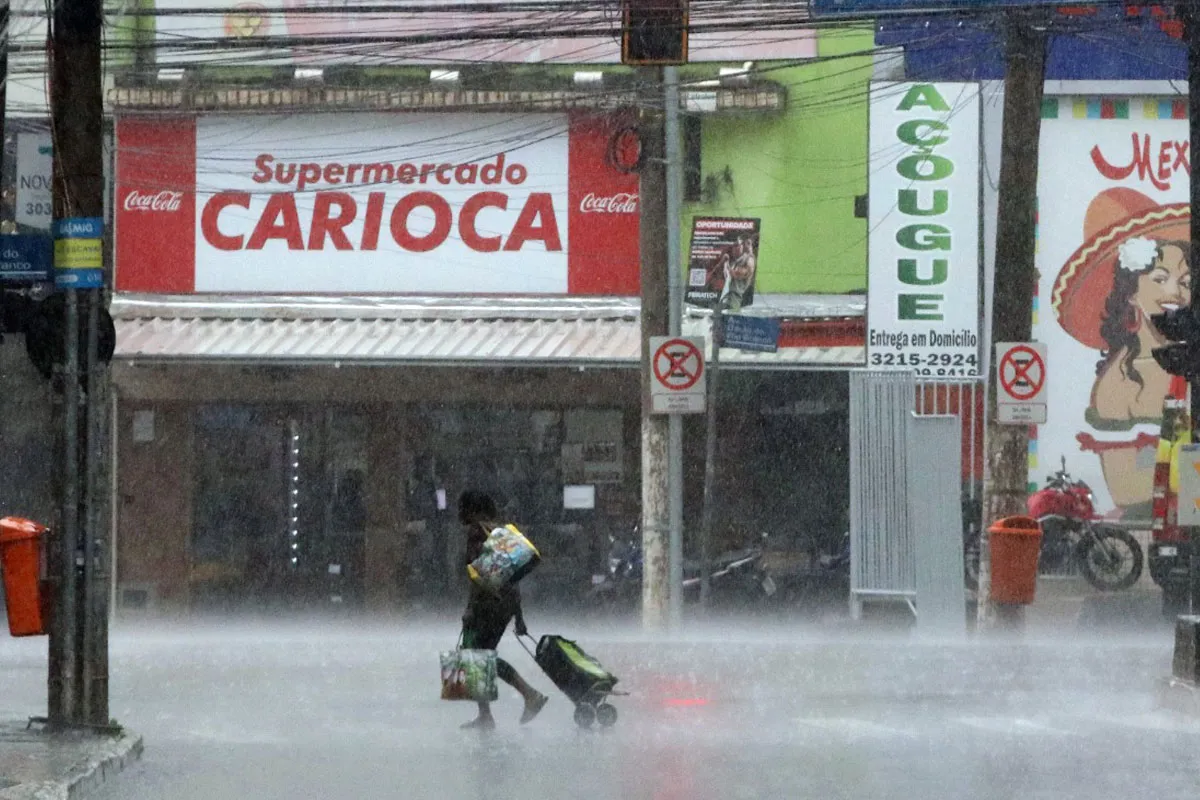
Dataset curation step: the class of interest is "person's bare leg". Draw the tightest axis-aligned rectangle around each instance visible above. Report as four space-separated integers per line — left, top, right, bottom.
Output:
497 658 547 724
461 701 496 730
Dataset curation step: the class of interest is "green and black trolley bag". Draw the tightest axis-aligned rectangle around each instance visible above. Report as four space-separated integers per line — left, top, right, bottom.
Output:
520 633 622 729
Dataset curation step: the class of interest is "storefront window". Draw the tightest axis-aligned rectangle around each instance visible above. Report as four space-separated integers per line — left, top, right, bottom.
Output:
191 404 368 609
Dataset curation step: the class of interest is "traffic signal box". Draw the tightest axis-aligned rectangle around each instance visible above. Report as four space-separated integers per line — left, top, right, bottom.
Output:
622 0 689 65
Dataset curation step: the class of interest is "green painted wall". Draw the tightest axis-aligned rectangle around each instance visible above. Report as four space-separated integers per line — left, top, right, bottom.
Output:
684 28 874 294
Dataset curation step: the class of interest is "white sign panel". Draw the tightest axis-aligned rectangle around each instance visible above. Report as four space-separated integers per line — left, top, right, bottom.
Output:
1033 97 1191 519
563 485 596 510
198 114 567 293
996 342 1048 425
1177 445 1200 527
16 134 53 230
868 82 982 378
649 336 706 414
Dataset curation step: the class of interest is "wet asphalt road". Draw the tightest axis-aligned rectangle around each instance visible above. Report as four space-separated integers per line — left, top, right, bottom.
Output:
4 614 1200 800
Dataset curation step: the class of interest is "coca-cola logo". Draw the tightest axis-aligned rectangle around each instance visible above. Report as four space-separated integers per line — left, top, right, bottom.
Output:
123 190 184 213
579 192 638 214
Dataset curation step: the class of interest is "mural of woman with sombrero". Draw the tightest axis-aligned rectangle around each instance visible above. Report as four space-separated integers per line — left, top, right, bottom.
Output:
1053 187 1192 517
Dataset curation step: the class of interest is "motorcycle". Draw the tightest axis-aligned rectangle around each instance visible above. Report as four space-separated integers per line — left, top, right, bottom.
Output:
588 528 776 609
965 458 1144 592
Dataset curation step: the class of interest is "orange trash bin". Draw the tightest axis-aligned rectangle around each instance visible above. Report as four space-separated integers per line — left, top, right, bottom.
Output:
988 516 1043 605
0 517 50 637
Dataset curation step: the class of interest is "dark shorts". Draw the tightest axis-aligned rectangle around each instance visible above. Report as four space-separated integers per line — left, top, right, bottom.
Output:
462 611 512 651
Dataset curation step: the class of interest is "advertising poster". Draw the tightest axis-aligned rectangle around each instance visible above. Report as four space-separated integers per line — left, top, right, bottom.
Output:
16 133 53 230
1034 97 1191 521
685 217 761 311
867 82 981 378
115 112 640 294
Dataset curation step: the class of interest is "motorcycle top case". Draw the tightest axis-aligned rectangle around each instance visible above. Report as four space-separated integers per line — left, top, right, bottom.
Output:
468 524 541 594
534 634 618 704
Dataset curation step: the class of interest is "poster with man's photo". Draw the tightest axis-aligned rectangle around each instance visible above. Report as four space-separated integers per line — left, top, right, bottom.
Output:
685 217 761 310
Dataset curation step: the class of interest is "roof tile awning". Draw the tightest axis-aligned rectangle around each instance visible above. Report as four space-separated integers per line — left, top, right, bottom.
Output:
112 294 866 369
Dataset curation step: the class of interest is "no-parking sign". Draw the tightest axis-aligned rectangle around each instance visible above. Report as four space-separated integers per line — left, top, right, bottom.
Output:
649 336 707 414
996 342 1047 424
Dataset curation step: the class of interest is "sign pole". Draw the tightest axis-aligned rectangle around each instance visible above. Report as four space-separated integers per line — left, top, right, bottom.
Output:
698 305 725 611
664 65 685 630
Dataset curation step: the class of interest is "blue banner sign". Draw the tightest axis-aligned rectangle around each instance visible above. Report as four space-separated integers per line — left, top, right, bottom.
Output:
811 0 1066 15
53 217 104 289
0 235 53 283
723 314 781 353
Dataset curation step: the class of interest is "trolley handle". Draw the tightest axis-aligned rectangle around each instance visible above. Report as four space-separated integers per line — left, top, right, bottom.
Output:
517 632 538 658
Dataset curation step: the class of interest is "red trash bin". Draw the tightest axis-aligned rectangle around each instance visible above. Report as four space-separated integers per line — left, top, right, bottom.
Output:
988 516 1043 605
0 517 50 636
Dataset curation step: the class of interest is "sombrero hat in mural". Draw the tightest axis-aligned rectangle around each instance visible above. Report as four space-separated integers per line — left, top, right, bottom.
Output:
1052 187 1190 350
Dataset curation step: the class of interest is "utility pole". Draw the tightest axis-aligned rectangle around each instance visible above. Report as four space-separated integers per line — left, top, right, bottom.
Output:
1 2 8 185
664 65 685 630
979 9 1048 629
639 65 670 631
48 0 109 727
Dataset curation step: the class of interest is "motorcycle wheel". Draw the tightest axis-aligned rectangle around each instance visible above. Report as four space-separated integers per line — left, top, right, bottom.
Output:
1078 528 1143 592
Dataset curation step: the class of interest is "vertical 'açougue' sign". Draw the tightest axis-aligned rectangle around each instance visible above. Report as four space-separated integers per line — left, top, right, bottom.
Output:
868 82 981 378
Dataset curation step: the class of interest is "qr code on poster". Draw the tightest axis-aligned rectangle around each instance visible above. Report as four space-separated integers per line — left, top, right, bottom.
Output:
688 268 707 287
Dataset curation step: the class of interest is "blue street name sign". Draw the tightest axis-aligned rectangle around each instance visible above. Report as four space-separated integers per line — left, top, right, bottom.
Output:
724 315 781 353
0 235 53 283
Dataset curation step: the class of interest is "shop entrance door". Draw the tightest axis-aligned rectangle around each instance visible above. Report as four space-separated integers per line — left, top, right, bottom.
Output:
192 406 288 611
191 406 368 611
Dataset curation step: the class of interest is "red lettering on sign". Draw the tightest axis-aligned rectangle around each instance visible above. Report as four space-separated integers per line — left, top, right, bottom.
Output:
198 190 564 254
460 192 508 252
200 191 251 251
1092 133 1190 191
390 192 453 252
247 193 305 250
504 193 561 252
308 192 357 250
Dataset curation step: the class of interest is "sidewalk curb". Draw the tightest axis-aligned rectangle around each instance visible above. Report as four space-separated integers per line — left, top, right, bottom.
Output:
0 732 143 800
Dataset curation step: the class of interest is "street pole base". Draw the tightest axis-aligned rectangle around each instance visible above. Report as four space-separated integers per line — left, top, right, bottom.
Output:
27 716 124 737
1154 676 1200 717
992 603 1026 633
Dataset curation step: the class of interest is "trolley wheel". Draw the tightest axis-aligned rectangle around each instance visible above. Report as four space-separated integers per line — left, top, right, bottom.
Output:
574 703 596 729
596 703 618 727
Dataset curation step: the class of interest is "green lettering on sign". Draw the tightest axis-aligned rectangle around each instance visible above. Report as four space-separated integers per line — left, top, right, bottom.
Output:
896 84 950 112
896 119 949 148
897 258 948 286
896 224 951 251
897 189 949 217
897 154 954 182
899 294 944 321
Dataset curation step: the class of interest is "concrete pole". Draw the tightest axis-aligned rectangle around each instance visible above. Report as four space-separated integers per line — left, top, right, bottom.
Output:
639 67 670 631
664 65 685 631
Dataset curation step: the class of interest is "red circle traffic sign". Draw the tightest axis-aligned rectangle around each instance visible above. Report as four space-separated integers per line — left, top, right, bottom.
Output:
653 338 704 391
999 345 1045 401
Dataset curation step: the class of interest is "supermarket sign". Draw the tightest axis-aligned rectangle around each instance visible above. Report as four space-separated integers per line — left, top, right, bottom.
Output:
115 112 640 294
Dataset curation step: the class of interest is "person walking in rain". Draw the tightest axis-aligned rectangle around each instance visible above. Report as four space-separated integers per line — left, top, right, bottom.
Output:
457 490 547 730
